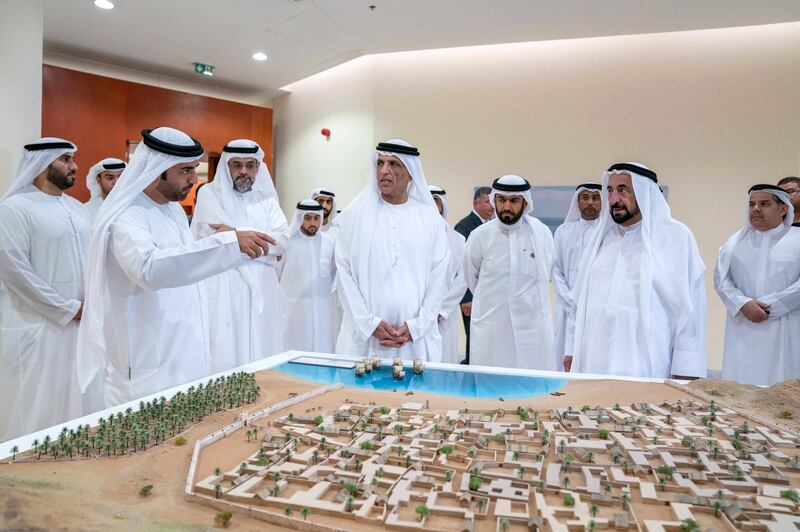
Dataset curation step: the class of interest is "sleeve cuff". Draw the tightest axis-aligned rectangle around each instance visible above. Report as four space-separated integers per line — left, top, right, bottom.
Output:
56 300 82 326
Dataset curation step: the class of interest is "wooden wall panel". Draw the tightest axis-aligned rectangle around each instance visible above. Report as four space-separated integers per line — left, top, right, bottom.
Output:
41 65 273 203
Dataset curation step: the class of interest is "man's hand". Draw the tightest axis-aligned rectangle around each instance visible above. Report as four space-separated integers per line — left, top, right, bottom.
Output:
235 230 276 259
461 302 472 317
209 223 234 233
372 320 400 346
563 355 572 372
73 302 84 321
740 299 770 323
395 323 413 345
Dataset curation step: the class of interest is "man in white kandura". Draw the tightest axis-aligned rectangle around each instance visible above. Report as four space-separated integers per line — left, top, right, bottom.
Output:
335 140 449 361
84 158 125 221
464 175 556 370
552 183 601 370
429 185 467 364
78 127 274 407
311 188 338 234
715 184 800 385
191 139 288 372
567 162 707 379
0 138 95 439
279 199 336 352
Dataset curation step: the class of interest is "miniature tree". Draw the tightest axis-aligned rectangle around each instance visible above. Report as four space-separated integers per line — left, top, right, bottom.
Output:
679 518 700 531
214 511 232 528
713 500 723 516
517 467 526 480
780 489 799 502
604 484 612 496
345 496 354 512
563 494 575 507
468 476 482 491
621 492 630 510
415 504 429 521
562 476 571 488
500 519 511 531
597 429 609 440
10 446 19 460
563 454 575 466
284 507 292 517
215 484 222 499
445 470 453 482
590 504 598 517
476 498 486 513
301 506 309 520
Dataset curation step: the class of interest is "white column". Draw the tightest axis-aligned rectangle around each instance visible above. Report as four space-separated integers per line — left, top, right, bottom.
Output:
0 0 43 194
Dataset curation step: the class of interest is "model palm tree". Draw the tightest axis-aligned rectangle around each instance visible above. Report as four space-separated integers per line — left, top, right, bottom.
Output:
301 506 309 520
415 504 429 521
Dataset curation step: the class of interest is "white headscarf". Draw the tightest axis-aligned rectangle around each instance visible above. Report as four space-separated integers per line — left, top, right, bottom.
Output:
571 162 705 367
715 184 795 283
85 158 126 200
288 199 324 237
203 139 277 228
1 137 76 202
428 185 449 219
563 183 602 223
490 175 534 216
311 187 338 225
77 127 204 392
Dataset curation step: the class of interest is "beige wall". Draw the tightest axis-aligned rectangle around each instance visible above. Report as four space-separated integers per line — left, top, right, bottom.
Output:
274 22 800 370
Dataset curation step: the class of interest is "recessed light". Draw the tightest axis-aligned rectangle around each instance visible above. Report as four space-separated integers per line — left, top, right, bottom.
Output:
93 0 114 9
252 52 268 62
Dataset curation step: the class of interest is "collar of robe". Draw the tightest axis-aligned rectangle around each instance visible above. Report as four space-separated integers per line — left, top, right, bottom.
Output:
222 144 259 154
141 128 203 157
24 141 76 151
607 163 657 183
576 183 601 191
376 142 420 157
102 162 126 170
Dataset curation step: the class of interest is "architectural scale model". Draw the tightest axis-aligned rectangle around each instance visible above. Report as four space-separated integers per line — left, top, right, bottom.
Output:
189 395 800 531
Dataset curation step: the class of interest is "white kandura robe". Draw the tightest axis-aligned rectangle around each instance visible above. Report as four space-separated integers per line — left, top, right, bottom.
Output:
553 218 599 366
0 186 93 439
103 193 245 407
576 221 705 378
464 217 556 371
716 225 800 385
85 196 104 222
279 232 336 352
191 189 288 373
335 199 449 361
439 229 467 364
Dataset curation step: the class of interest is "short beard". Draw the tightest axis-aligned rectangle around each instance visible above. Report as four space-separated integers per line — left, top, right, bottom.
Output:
610 203 640 224
156 180 191 202
498 209 524 226
46 166 75 190
300 225 318 236
233 175 254 193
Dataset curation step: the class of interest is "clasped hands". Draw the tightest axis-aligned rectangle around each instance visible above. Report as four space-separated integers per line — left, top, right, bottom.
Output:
372 320 412 348
210 224 276 260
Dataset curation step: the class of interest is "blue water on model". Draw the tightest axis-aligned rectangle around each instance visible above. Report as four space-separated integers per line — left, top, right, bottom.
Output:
275 362 566 399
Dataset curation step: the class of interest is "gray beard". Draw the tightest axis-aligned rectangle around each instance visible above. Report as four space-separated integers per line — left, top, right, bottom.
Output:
233 178 253 193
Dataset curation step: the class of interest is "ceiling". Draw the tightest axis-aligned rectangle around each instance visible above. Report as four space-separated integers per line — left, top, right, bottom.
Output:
43 0 800 104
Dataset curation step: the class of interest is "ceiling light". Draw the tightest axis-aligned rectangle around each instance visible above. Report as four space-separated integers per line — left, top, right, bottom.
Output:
252 52 268 62
193 62 215 76
93 0 114 9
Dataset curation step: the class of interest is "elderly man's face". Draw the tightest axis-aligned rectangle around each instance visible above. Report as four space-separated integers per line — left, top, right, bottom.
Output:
315 195 334 220
97 170 122 198
46 153 78 190
228 157 259 193
578 190 601 221
495 194 526 225
300 212 321 236
376 155 411 203
607 172 641 226
474 192 495 220
749 192 788 231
